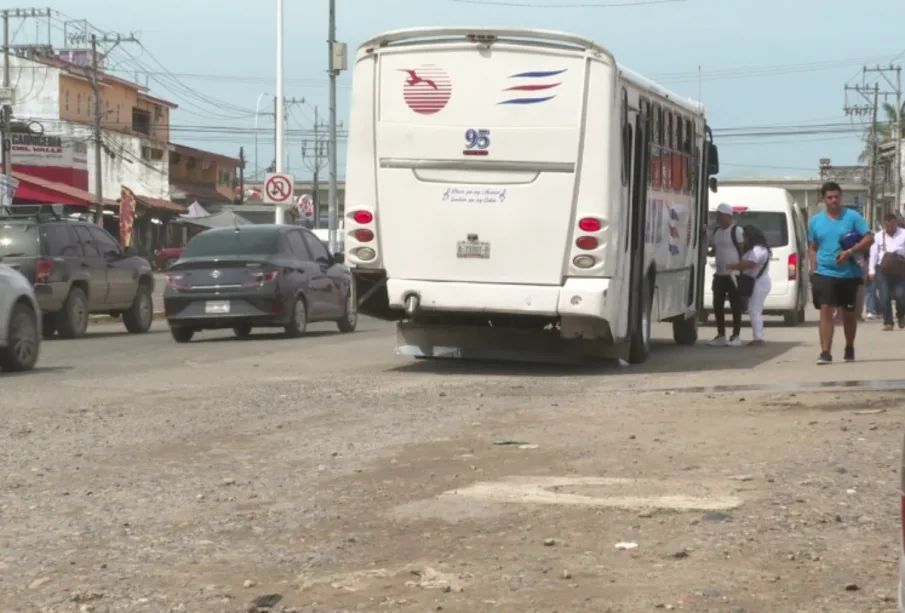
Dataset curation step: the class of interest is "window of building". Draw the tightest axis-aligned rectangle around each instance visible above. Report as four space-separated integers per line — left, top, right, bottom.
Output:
87 95 93 116
76 93 81 115
131 107 152 136
115 104 121 125
141 146 164 161
64 89 70 112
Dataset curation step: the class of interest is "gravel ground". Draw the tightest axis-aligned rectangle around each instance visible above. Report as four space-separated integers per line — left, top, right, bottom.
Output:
1 313 903 613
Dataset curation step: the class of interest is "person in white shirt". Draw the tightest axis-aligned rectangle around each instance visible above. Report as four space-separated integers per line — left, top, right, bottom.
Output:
707 202 745 346
867 212 905 330
726 225 772 345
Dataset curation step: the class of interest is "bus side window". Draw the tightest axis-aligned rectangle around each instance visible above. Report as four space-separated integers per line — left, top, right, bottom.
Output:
673 116 684 192
650 103 661 190
681 117 692 194
640 97 650 186
662 111 673 192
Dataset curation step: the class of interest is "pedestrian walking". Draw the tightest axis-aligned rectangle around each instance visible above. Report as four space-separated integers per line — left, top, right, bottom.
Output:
867 212 905 331
708 202 745 347
807 182 873 364
726 225 771 345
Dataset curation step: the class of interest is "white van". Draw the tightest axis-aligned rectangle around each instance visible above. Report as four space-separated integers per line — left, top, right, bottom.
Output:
702 186 809 326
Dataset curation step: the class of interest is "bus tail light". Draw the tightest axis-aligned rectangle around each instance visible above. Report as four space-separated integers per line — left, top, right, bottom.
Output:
352 210 373 224
788 253 797 281
573 255 595 269
355 229 374 243
578 217 602 232
575 236 598 250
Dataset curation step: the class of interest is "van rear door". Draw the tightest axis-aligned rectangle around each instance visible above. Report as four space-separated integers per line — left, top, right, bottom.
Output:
374 42 608 285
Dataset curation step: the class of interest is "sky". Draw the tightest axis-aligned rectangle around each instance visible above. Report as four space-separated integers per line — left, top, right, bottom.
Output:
22 0 905 182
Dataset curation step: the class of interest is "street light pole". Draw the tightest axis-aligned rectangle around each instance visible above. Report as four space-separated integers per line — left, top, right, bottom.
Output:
274 0 286 224
327 0 344 253
253 91 271 180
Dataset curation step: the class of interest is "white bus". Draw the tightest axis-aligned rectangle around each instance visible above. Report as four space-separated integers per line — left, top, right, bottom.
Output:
344 27 720 363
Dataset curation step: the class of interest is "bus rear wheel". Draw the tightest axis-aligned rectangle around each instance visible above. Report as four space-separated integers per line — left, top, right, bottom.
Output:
627 280 652 364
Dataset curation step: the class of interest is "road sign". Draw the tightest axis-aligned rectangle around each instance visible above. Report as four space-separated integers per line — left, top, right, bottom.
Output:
264 173 294 205
299 193 314 219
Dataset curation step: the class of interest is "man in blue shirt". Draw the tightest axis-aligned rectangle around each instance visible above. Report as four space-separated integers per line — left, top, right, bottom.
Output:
807 182 874 364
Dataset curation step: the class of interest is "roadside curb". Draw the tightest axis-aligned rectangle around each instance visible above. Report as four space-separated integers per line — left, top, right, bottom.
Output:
89 310 166 324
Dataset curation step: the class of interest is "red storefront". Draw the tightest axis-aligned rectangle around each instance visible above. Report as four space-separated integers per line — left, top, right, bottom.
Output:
9 132 108 206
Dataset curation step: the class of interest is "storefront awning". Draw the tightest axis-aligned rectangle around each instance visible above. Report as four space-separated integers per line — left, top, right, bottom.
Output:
134 194 186 214
13 171 117 206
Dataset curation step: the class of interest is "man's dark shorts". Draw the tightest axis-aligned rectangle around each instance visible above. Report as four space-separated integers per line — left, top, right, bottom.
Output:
811 274 862 310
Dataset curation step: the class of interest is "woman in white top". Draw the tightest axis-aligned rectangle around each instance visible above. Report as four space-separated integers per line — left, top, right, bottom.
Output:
726 225 772 345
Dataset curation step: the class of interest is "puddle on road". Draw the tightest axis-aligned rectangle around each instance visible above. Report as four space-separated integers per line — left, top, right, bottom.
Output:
658 379 905 394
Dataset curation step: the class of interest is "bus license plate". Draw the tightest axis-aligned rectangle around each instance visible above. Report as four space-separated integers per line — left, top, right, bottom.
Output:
205 300 230 314
457 241 490 259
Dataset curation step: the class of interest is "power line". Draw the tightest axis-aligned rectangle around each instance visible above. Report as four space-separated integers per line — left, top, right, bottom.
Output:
447 0 683 6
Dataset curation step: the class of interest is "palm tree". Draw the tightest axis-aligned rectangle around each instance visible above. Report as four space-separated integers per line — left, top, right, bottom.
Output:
859 101 905 162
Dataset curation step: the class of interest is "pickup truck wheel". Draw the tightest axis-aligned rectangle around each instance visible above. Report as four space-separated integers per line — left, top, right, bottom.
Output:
57 287 89 339
123 284 153 334
0 303 39 372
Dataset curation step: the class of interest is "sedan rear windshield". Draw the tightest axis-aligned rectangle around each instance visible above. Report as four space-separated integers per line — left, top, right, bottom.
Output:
181 229 279 258
0 222 39 258
708 211 789 248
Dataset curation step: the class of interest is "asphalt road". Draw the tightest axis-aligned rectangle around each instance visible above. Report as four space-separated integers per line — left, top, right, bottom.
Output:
2 312 904 612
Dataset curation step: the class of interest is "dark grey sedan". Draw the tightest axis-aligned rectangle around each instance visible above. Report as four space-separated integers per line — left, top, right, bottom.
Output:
163 224 357 343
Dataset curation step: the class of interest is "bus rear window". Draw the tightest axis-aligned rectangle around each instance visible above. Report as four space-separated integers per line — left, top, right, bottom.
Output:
707 211 789 248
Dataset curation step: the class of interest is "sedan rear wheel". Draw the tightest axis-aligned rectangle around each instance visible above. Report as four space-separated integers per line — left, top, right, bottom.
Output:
284 297 308 338
0 303 39 372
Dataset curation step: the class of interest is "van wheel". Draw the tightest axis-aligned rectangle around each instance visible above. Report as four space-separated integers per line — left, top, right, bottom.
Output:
672 314 698 345
783 308 801 327
797 305 806 323
627 280 653 364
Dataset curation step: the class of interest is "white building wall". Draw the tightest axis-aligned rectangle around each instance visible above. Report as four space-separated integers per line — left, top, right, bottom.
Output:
6 55 170 200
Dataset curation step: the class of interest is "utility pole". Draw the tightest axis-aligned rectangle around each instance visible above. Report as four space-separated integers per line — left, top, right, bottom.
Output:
862 64 903 215
302 106 328 229
2 10 11 177
869 85 880 226
70 31 138 224
238 146 245 204
274 0 285 224
327 0 347 253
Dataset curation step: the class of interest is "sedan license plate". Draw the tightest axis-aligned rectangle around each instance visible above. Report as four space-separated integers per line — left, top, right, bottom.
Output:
205 300 230 314
456 241 490 259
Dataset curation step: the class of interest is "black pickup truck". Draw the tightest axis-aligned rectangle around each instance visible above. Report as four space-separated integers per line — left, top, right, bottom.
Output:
0 213 155 339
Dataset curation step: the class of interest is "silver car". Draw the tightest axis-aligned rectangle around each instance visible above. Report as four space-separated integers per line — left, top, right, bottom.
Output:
0 263 41 372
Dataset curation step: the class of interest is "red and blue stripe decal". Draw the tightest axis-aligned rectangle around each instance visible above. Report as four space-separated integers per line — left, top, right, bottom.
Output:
499 69 566 105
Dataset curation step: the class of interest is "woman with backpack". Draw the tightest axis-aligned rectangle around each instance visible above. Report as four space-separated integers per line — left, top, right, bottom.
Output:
725 225 772 346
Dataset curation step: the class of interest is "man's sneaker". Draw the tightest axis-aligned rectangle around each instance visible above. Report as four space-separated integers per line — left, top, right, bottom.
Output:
727 335 742 347
883 323 895 331
843 347 855 362
816 351 832 365
898 316 905 329
866 312 878 320
708 336 728 347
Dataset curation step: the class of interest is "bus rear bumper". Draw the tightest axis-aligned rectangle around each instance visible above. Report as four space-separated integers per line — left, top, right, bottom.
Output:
385 278 613 319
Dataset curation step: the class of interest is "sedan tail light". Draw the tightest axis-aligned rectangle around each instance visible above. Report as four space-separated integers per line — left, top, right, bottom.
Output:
165 273 188 290
244 270 280 287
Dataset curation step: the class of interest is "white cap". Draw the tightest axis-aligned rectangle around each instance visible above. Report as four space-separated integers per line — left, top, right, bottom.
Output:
716 203 733 216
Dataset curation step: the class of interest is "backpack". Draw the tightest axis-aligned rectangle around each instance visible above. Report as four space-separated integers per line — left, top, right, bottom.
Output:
712 224 744 258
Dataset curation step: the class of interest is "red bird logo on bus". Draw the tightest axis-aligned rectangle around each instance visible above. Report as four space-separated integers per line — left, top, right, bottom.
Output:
401 65 452 115
400 69 438 89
